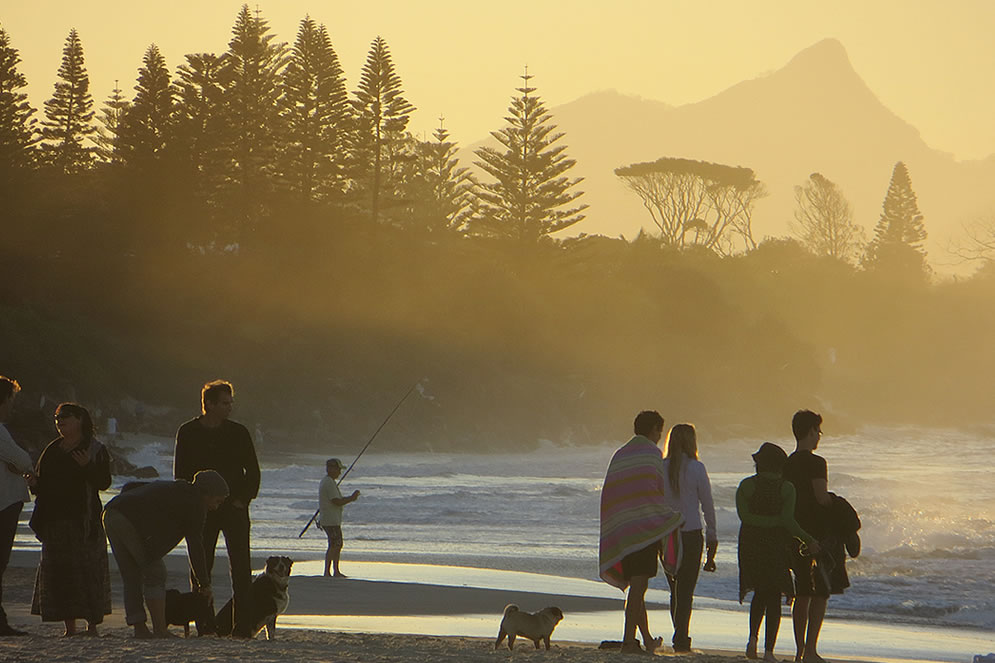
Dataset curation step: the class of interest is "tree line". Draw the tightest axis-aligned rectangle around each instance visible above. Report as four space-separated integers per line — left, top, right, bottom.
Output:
1 9 994 449
0 8 587 253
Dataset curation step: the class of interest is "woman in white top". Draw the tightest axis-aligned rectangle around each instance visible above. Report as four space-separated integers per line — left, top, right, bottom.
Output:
662 423 717 653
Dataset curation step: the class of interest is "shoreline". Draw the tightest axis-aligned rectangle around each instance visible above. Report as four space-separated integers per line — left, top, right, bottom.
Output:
3 551 992 663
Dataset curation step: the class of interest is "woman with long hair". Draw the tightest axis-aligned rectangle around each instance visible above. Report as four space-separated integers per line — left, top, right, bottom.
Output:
737 442 820 662
28 403 112 636
661 423 717 653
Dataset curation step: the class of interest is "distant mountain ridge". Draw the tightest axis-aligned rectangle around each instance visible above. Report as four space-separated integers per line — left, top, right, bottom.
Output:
469 39 995 268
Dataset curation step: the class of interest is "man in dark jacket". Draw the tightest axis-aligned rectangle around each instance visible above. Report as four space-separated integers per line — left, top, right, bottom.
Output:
103 471 229 638
173 380 260 638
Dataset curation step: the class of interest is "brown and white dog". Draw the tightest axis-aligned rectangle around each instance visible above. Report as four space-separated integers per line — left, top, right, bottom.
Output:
216 556 293 640
495 604 564 650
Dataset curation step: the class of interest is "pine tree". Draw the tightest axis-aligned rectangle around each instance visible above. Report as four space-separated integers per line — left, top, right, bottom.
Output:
472 69 587 242
93 81 130 163
169 52 228 248
863 161 929 276
40 28 95 174
118 44 173 168
350 36 415 224
279 16 350 201
0 26 38 172
406 118 474 233
218 4 288 244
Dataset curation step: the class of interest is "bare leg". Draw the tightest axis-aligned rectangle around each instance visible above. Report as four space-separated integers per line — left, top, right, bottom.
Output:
148 597 168 636
803 597 827 662
624 575 660 651
323 542 333 577
792 596 810 661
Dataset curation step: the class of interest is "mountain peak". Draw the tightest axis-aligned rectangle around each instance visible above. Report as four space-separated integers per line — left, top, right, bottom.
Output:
784 38 856 76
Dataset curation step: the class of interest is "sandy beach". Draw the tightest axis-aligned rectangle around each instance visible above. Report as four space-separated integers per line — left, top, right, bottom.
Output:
0 550 731 663
4 549 991 663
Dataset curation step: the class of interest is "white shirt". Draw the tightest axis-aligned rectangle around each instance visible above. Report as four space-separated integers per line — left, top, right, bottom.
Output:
318 475 344 527
661 457 717 543
0 423 32 511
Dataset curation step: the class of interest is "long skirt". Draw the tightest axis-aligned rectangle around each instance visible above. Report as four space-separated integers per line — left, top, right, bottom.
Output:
738 524 795 603
31 518 112 623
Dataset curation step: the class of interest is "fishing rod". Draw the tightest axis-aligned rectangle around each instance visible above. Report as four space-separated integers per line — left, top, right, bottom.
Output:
298 381 420 538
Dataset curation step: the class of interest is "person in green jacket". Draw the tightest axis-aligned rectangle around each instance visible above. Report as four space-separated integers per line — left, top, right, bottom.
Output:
737 443 821 663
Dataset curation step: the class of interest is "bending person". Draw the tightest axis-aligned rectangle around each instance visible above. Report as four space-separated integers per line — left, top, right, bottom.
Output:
738 443 820 663
102 471 229 638
599 410 684 655
662 423 717 653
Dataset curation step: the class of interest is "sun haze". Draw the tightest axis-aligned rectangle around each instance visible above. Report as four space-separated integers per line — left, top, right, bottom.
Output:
3 0 995 158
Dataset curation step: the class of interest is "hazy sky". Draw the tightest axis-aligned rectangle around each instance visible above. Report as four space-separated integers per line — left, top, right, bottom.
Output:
5 1 995 159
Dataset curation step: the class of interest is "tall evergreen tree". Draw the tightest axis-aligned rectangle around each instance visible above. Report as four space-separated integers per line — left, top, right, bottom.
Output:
169 52 228 248
472 69 587 242
405 118 474 233
279 16 350 201
219 4 288 244
350 36 415 224
0 26 38 172
119 44 173 168
40 28 95 174
863 161 929 276
93 81 130 163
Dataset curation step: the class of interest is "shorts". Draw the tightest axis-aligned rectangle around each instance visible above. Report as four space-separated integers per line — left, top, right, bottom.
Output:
791 548 831 597
323 525 343 550
621 540 660 580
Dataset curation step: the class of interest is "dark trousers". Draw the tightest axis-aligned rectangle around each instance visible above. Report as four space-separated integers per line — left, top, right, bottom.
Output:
0 501 23 626
192 503 251 636
667 529 704 651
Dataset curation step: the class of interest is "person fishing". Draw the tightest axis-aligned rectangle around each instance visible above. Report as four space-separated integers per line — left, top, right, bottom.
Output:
299 383 418 539
319 458 360 577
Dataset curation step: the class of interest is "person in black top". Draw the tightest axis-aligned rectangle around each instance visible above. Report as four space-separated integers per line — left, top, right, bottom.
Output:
783 410 831 663
174 380 260 638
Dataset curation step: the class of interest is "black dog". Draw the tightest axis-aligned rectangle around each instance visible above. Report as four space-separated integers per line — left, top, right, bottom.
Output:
216 556 293 640
164 589 213 637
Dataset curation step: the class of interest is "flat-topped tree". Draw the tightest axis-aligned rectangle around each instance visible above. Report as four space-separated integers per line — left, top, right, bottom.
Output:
472 68 587 243
0 25 38 173
41 28 95 174
615 157 765 254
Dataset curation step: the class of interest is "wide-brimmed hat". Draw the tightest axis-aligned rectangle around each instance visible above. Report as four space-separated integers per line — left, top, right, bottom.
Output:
752 442 787 468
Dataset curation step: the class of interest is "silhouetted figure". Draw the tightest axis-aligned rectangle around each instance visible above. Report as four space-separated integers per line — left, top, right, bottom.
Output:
662 423 717 653
28 403 112 636
103 471 229 638
173 380 260 638
319 458 359 578
0 376 32 637
738 442 820 662
783 410 833 663
599 410 684 655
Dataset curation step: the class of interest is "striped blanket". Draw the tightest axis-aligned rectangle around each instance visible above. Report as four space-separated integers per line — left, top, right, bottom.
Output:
599 435 685 590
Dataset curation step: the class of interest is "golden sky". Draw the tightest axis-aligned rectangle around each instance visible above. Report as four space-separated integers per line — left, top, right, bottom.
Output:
4 0 995 159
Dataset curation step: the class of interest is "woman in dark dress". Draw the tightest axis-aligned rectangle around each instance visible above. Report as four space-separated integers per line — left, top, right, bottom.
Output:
28 403 112 636
737 443 820 663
